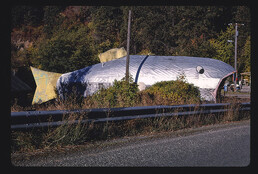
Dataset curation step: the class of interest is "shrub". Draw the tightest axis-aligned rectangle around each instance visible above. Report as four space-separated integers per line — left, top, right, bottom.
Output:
84 75 201 108
139 78 201 105
86 76 139 108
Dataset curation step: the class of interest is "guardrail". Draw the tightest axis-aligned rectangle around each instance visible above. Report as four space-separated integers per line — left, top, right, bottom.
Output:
11 102 250 130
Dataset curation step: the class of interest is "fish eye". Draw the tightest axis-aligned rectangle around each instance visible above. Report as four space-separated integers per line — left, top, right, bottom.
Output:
196 66 204 74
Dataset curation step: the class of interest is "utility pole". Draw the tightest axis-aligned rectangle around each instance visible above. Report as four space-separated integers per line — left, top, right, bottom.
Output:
234 23 238 91
228 23 244 91
125 10 131 82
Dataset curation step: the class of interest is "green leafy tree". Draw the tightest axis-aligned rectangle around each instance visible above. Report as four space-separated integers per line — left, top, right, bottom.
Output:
175 34 216 57
232 6 251 48
90 6 123 53
43 6 66 36
173 7 232 56
241 36 251 72
209 25 235 66
120 6 177 55
232 6 251 74
32 22 99 73
11 6 250 76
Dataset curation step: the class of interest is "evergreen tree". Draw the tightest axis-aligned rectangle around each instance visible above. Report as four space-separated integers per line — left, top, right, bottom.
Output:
11 6 251 75
209 25 235 66
241 36 251 72
232 6 251 73
90 6 123 52
43 6 66 36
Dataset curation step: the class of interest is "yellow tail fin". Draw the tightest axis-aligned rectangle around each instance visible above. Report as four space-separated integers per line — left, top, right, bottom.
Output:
30 66 62 104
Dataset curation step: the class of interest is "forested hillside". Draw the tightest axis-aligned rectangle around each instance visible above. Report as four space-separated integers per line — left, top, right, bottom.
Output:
11 6 251 74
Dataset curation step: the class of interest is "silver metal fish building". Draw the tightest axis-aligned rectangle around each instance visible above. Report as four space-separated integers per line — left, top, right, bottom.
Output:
56 55 235 102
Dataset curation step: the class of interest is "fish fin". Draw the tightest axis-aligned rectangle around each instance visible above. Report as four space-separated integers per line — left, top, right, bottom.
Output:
30 66 62 104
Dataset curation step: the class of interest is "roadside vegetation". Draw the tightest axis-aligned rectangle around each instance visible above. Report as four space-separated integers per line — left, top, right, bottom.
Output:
11 6 250 74
11 78 250 156
139 76 201 106
10 6 251 157
11 75 201 112
11 99 250 157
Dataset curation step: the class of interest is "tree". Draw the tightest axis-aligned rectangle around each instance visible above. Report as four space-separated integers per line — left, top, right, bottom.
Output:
241 36 251 72
43 6 66 36
172 6 233 56
177 34 216 57
90 6 123 52
232 6 251 74
11 6 44 28
31 22 99 73
11 6 251 76
209 25 235 66
119 6 178 55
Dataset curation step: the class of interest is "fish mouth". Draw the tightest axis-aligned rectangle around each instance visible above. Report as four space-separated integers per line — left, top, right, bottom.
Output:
212 71 236 103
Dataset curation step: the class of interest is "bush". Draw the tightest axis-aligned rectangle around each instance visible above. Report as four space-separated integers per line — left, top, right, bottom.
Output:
84 76 201 108
86 76 139 108
139 78 201 105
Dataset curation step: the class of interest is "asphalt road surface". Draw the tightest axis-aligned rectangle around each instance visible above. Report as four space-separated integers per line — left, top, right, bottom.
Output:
12 120 250 167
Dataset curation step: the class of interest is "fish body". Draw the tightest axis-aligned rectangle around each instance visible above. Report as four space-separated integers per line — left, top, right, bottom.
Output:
56 55 235 102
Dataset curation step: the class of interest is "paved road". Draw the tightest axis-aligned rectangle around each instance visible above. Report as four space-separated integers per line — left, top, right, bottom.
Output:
12 120 250 167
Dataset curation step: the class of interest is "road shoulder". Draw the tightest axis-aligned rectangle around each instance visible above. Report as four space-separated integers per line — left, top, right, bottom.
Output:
11 119 250 166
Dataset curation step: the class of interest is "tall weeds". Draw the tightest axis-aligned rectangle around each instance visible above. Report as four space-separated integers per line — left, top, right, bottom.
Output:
11 102 250 153
11 79 250 153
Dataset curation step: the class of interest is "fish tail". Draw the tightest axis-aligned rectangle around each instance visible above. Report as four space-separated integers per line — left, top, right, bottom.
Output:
30 66 62 104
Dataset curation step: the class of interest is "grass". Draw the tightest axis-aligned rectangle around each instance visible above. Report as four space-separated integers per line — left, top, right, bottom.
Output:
11 78 203 112
10 79 250 155
10 98 250 155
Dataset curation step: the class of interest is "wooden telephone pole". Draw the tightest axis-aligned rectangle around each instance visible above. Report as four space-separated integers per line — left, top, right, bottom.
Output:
125 10 131 82
229 23 244 91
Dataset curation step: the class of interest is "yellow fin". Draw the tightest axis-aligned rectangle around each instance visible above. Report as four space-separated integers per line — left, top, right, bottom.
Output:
98 47 127 63
30 66 62 104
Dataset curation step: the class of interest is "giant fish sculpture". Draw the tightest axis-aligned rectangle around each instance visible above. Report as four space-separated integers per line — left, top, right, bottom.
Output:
31 55 235 104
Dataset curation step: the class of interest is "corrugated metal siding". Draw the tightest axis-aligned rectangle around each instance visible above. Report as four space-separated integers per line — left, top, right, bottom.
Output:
56 55 235 101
